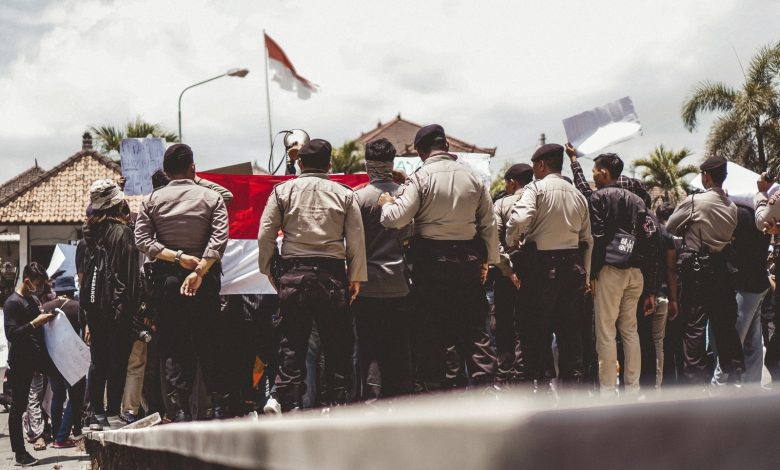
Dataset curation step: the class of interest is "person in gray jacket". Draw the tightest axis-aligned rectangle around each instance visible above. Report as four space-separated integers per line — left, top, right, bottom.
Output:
353 138 413 401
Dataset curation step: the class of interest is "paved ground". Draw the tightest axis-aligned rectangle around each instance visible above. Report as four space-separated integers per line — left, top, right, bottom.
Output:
0 411 90 469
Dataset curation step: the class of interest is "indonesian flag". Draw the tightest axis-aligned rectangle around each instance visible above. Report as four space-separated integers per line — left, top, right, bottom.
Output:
264 33 319 99
198 172 368 295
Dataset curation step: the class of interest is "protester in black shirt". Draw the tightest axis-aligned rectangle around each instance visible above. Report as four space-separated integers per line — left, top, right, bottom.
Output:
3 262 55 467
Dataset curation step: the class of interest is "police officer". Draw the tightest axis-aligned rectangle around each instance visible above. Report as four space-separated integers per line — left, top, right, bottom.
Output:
379 124 499 391
493 164 533 382
257 139 367 411
666 155 745 384
505 143 593 390
134 143 229 421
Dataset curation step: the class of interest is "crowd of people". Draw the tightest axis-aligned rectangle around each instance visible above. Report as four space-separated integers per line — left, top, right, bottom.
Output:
3 123 780 466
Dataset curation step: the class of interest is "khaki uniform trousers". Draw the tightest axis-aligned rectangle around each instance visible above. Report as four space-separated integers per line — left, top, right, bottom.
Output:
595 266 644 395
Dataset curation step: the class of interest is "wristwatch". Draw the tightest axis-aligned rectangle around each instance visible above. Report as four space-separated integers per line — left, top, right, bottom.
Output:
174 250 183 265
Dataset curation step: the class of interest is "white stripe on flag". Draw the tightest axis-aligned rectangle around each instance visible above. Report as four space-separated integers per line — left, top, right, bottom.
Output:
220 239 277 295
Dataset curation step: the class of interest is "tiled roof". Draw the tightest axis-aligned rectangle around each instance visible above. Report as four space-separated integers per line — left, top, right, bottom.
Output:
0 151 120 224
356 114 496 157
0 165 46 205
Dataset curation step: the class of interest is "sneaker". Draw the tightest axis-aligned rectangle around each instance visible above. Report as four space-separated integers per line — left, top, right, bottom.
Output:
107 415 125 429
119 411 138 425
262 398 282 416
53 439 76 449
89 414 110 431
14 451 38 466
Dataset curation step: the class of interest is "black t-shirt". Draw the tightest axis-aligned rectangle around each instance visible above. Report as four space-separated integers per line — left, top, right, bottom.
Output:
733 205 771 293
3 291 49 369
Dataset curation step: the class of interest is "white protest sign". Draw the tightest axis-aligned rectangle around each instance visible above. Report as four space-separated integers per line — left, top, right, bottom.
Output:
120 138 166 195
394 153 492 186
43 310 90 386
563 96 642 155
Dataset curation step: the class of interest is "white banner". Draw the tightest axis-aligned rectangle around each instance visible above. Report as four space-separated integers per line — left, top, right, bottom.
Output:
563 97 642 155
220 239 277 295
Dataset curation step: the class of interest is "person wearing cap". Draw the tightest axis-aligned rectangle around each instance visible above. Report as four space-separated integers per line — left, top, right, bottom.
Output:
505 143 593 391
80 179 139 430
257 138 367 411
134 144 230 421
666 155 745 384
379 124 499 392
351 138 413 401
492 163 533 382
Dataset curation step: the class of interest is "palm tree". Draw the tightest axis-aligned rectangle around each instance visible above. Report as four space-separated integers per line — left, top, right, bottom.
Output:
331 140 364 174
681 42 780 173
632 145 699 206
90 116 179 154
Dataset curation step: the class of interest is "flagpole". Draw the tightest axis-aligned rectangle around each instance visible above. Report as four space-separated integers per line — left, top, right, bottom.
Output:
263 29 273 152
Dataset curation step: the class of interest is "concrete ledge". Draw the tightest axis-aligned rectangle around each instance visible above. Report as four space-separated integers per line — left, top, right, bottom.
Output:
86 387 780 470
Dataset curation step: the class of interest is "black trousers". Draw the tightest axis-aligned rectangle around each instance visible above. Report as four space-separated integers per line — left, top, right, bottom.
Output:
9 361 52 454
413 243 496 391
274 260 353 406
353 296 413 400
680 270 745 384
156 266 225 398
493 274 525 380
518 251 586 384
87 319 133 416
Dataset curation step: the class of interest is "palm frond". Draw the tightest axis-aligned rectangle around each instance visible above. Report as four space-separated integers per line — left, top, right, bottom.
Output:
681 81 738 131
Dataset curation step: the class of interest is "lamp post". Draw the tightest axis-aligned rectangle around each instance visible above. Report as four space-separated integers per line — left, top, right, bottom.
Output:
178 68 249 142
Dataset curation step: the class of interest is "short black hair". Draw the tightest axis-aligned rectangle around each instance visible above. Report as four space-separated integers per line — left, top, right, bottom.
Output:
541 154 563 172
365 138 396 162
163 144 194 174
507 171 533 186
655 202 675 222
23 262 48 283
705 165 727 185
300 155 330 171
152 169 170 189
416 136 448 155
593 153 624 179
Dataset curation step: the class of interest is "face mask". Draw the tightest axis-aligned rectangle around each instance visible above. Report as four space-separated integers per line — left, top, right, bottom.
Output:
26 280 44 297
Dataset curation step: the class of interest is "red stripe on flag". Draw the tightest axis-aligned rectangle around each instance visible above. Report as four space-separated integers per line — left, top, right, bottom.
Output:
264 33 318 91
198 173 368 240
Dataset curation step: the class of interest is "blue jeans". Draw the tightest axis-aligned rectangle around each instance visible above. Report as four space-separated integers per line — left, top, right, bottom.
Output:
712 289 767 384
49 375 86 442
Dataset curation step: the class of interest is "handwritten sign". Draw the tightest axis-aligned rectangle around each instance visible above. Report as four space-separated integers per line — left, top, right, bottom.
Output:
120 138 166 195
43 310 90 386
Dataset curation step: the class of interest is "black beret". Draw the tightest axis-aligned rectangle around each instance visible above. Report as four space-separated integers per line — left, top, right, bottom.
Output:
531 143 564 162
298 139 332 161
504 163 533 181
414 124 445 148
700 155 727 172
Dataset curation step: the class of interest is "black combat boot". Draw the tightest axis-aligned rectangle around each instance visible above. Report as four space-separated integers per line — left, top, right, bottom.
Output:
169 391 192 423
210 393 232 420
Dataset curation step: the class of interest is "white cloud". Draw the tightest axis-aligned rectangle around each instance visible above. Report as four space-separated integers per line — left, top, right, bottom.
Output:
0 0 778 180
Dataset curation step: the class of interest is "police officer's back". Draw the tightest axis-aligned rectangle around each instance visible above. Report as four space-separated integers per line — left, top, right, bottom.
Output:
505 143 592 388
666 156 744 384
379 124 499 391
257 139 367 410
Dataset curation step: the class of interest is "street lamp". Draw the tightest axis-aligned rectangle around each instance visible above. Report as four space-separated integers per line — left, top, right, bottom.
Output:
178 67 249 141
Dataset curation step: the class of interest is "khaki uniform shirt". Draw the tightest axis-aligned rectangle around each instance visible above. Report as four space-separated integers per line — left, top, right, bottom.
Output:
257 172 368 282
666 187 737 253
493 188 526 276
753 192 780 230
380 153 499 265
135 179 228 260
505 173 593 279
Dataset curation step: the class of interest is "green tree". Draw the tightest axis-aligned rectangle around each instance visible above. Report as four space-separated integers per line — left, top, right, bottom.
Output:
681 41 780 173
90 116 179 154
490 162 511 199
631 145 699 206
331 140 364 174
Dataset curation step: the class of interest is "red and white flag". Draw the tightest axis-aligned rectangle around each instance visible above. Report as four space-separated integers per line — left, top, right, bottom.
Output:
198 172 368 295
264 33 319 99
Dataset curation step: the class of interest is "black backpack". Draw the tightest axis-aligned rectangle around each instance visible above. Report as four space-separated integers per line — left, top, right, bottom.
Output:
80 242 113 319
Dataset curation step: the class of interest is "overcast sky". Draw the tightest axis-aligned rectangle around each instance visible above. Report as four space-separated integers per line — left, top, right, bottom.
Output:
1 0 778 182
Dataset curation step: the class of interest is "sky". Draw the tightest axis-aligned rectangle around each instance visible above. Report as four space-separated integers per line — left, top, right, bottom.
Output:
1 0 779 182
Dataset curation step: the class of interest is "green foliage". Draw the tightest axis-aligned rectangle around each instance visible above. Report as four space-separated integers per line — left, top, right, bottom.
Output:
90 116 179 154
631 145 698 206
331 140 365 174
681 41 780 172
490 162 511 199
